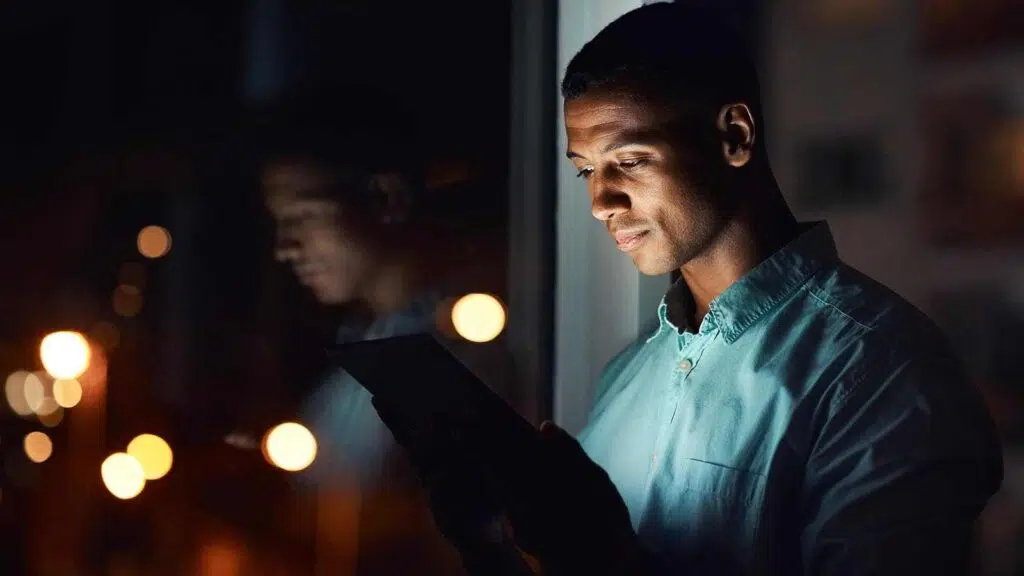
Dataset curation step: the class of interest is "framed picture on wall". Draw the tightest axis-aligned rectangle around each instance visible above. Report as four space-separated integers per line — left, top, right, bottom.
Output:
919 89 1024 246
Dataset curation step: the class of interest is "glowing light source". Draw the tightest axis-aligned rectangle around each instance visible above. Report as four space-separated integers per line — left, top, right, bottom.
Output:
38 404 64 428
34 396 59 417
101 453 146 499
127 434 173 480
40 331 91 379
53 379 83 408
451 293 506 343
263 422 317 472
24 431 53 463
5 371 33 416
137 225 171 259
22 372 46 413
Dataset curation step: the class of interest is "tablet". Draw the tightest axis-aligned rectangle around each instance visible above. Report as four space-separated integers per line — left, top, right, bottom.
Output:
330 333 537 450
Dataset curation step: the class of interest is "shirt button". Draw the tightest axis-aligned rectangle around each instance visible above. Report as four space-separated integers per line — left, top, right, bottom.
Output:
679 358 693 371
650 453 657 465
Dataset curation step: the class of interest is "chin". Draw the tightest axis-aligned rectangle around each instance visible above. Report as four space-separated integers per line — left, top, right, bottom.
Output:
311 284 355 306
630 251 677 277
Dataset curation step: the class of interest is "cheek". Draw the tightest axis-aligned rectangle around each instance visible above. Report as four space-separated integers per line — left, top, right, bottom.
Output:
303 227 344 257
636 175 692 229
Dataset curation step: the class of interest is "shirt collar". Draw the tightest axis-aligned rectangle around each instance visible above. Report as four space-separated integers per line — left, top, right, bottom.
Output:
336 292 440 344
654 221 838 343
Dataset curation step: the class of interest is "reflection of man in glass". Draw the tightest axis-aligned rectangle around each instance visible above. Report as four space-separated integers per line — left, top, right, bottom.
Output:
256 84 483 574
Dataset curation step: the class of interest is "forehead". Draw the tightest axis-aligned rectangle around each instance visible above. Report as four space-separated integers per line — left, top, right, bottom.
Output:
262 160 334 211
564 92 681 150
262 159 327 194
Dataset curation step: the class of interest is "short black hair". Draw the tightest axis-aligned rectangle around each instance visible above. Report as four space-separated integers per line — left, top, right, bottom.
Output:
562 3 761 121
250 79 425 205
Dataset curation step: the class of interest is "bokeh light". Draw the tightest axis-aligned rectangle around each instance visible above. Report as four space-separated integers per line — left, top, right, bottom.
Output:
127 434 173 480
24 431 53 463
22 372 46 414
137 225 172 259
101 453 146 500
34 396 59 417
263 422 317 472
38 404 64 428
113 285 143 317
40 331 92 379
451 293 506 343
53 378 83 408
5 371 34 416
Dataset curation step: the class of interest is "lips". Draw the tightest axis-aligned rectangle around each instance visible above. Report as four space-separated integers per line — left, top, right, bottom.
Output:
293 267 324 285
614 230 649 252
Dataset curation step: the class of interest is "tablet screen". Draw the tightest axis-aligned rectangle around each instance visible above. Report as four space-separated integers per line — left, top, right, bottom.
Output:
329 334 536 448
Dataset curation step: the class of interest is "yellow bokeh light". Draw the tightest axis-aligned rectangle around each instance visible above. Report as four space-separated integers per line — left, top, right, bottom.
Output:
127 434 173 480
451 293 506 343
263 422 317 472
23 372 46 414
34 396 59 417
40 331 92 379
113 285 143 317
24 431 53 463
101 453 146 500
53 378 83 408
38 404 64 428
5 371 34 416
137 225 171 259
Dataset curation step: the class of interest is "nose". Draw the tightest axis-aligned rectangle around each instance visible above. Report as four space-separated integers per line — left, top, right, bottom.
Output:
590 178 631 222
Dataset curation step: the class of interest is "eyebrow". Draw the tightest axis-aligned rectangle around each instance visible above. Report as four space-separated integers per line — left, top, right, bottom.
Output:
565 128 663 160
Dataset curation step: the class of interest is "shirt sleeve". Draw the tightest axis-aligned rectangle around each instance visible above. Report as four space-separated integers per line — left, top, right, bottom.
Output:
801 352 1003 575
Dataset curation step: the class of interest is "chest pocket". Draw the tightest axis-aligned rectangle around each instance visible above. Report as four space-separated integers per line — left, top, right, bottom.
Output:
639 457 764 572
672 458 762 504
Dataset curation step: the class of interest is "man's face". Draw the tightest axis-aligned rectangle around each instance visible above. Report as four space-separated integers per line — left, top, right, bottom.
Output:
263 160 377 305
564 92 730 275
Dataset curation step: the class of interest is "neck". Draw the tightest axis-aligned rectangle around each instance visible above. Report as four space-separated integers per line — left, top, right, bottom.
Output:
358 226 448 317
679 176 799 319
360 254 425 317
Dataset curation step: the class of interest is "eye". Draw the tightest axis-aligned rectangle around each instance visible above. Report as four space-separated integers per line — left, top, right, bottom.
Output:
619 158 648 170
575 165 594 179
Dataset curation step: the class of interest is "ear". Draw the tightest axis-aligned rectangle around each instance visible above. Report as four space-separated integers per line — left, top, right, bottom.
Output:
370 172 412 224
716 103 755 168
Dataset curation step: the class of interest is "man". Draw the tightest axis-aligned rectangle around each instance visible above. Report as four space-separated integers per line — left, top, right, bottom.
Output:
257 83 515 574
375 4 1003 575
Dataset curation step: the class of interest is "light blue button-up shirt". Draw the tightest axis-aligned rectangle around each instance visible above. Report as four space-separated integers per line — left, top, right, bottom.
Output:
578 222 1003 575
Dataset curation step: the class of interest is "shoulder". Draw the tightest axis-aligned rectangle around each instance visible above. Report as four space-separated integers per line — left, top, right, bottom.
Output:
794 263 999 460
798 261 959 397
